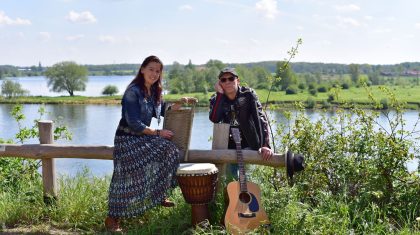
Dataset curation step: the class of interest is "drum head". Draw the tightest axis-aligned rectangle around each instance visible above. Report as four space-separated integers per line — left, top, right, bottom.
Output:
176 163 218 176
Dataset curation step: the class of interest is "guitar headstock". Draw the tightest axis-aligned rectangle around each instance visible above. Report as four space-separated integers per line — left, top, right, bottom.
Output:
231 128 241 144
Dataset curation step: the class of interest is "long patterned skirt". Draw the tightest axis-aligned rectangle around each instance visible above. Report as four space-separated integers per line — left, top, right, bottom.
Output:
108 133 179 218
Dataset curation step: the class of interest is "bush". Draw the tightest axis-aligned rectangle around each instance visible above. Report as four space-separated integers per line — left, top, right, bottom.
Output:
309 88 317 96
102 85 119 96
327 94 334 102
321 100 331 109
305 97 316 109
341 82 350 89
285 85 298 95
298 83 306 90
317 85 328 93
380 98 389 109
170 88 180 94
308 83 316 90
1 79 29 98
269 91 420 233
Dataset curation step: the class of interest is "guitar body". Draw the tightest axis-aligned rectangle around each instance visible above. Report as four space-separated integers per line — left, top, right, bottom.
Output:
225 181 269 235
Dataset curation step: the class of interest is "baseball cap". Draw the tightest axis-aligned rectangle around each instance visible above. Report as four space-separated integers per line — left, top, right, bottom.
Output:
218 67 238 79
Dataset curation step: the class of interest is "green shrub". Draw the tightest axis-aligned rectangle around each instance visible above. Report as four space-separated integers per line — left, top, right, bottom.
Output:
285 85 298 95
102 85 119 96
298 83 306 90
342 82 350 89
305 97 316 109
268 96 420 233
317 85 328 93
309 88 317 96
327 94 334 102
308 83 316 90
321 100 331 109
380 98 389 109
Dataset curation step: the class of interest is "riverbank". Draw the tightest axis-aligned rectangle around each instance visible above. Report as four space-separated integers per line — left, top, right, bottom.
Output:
1 86 420 109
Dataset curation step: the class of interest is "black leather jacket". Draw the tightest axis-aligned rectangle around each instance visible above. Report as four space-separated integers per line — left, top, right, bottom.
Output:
209 86 270 150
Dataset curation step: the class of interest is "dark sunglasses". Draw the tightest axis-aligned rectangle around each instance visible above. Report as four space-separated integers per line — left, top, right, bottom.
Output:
219 76 236 83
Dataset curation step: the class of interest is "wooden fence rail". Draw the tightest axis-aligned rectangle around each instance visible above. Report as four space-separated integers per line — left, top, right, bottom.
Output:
0 144 287 166
0 121 298 200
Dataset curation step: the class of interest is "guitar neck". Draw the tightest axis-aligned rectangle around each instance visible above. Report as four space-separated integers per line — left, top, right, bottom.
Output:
234 141 248 192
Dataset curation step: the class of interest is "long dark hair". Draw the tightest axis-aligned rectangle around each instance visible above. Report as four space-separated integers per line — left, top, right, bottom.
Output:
129 55 163 104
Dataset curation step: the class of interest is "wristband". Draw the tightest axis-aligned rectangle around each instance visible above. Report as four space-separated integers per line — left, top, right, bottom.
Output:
156 129 160 136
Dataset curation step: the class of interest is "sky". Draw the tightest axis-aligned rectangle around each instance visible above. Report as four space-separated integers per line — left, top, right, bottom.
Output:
1 0 420 66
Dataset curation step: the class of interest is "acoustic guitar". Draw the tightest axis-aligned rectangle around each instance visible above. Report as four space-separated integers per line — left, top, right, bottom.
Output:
224 127 270 234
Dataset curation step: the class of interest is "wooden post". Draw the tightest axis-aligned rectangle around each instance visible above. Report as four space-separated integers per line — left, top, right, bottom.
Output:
38 120 57 202
212 123 230 192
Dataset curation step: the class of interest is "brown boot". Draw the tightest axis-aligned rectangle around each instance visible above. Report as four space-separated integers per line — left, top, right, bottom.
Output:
105 216 121 232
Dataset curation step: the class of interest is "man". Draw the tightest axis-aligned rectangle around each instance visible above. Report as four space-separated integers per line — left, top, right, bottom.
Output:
209 67 273 180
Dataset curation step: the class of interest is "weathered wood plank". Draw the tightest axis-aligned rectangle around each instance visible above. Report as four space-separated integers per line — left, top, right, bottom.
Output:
0 144 286 167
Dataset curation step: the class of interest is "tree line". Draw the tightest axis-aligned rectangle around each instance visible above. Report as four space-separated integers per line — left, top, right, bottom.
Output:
1 61 419 78
1 60 420 98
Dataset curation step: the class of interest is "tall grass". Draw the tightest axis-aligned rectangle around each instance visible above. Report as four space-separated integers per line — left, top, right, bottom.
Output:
0 164 418 234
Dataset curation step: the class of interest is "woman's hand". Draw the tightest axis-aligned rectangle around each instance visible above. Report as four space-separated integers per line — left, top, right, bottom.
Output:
158 129 174 139
171 97 198 110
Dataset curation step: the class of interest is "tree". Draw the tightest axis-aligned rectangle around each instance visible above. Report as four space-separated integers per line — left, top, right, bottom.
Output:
349 64 360 84
1 79 29 98
275 61 297 90
102 85 119 96
45 61 88 96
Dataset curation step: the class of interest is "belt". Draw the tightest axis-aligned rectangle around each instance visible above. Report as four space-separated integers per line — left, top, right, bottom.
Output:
117 125 145 136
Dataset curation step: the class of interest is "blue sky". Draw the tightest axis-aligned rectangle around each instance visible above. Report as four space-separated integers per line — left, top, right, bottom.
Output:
1 0 420 66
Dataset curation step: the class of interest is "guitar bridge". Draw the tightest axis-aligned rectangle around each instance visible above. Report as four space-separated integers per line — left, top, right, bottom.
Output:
238 212 256 218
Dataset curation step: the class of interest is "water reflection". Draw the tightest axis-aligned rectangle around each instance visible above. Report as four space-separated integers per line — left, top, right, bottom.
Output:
4 76 133 97
0 104 418 176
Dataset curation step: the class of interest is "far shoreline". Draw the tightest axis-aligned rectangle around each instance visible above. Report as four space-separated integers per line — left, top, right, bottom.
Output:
1 92 419 110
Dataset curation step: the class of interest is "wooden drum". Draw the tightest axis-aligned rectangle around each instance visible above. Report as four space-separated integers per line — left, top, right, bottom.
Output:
176 163 218 226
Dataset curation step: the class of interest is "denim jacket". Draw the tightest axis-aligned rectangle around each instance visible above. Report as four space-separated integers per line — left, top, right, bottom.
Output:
120 84 165 133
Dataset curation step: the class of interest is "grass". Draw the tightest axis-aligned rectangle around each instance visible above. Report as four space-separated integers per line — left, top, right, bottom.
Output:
0 167 419 234
2 85 420 109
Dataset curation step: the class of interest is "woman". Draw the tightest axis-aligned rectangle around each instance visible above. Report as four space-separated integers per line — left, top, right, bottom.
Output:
105 55 194 231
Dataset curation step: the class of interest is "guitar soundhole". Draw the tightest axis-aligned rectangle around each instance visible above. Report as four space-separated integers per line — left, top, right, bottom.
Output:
239 192 251 204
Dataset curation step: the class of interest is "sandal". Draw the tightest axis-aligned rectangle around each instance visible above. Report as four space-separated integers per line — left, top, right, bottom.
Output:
105 216 122 232
160 198 175 207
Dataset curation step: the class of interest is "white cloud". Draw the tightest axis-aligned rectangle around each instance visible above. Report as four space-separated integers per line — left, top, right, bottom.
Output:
250 38 260 45
123 36 133 43
179 5 193 11
364 15 373 20
66 10 97 24
0 11 31 25
216 38 230 45
296 25 304 30
256 0 279 20
321 40 332 45
387 16 396 22
373 28 392 34
336 16 360 28
99 35 116 43
415 23 420 29
66 34 85 41
334 4 360 12
39 32 51 42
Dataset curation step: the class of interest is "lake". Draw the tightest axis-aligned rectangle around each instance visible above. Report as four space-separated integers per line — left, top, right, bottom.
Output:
4 76 133 96
0 76 419 176
0 104 418 177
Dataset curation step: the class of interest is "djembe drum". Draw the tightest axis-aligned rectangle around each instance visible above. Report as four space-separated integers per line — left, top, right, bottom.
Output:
176 163 219 226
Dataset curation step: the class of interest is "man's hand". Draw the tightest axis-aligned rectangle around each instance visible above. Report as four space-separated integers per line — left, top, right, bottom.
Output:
259 147 274 161
214 81 224 94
